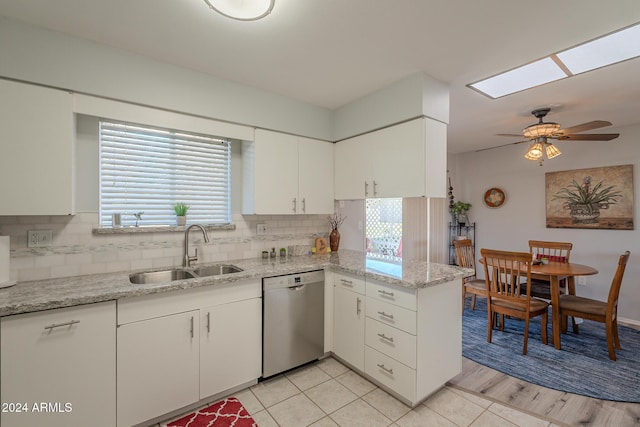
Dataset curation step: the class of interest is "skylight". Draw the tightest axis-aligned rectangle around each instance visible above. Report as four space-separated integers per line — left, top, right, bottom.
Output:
469 22 640 99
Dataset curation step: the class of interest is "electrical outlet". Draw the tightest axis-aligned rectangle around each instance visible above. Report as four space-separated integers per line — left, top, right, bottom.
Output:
27 230 53 248
257 224 267 235
577 276 587 286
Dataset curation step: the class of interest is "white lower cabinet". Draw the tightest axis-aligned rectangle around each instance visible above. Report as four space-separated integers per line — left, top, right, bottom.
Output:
200 298 262 398
117 310 200 427
116 280 262 427
0 301 116 427
332 273 365 371
333 274 462 406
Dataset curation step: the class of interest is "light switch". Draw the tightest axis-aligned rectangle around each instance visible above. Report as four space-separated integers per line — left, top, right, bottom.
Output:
257 224 267 235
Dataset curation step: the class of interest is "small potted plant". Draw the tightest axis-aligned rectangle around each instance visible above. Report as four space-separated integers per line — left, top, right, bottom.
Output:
173 202 190 226
450 201 471 226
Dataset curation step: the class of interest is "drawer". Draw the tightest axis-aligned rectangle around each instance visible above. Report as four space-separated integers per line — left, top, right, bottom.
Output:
365 317 416 368
366 280 416 310
335 272 365 295
366 297 416 335
365 346 415 402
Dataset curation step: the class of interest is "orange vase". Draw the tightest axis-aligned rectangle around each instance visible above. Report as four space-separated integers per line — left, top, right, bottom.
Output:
329 228 340 252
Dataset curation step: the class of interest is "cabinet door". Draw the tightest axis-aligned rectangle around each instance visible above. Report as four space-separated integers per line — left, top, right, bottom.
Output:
1 302 115 427
298 137 335 214
200 298 261 398
333 286 365 371
334 134 368 200
0 80 74 215
253 129 299 214
117 310 199 427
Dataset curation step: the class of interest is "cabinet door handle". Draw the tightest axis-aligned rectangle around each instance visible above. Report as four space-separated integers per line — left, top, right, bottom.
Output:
340 278 353 286
206 312 211 333
44 320 80 331
377 333 394 343
364 181 369 197
377 363 394 374
190 316 194 338
292 197 297 213
302 197 306 213
373 180 378 196
356 297 362 315
377 311 394 320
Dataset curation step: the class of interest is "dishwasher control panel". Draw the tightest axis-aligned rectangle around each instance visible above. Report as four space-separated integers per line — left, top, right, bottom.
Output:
262 269 324 290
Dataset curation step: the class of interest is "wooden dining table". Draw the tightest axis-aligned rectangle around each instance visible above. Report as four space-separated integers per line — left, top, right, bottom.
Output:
529 261 598 349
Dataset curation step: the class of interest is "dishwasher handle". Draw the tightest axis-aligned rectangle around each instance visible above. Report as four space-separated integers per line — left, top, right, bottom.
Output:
288 284 306 291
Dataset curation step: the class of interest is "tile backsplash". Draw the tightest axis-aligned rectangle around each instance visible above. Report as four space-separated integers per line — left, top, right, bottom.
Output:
1 213 330 282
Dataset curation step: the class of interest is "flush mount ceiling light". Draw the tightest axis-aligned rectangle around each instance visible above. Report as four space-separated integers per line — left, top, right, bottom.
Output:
203 0 274 21
468 22 640 98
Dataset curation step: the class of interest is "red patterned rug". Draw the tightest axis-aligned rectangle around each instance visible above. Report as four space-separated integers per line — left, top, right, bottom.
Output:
167 397 257 427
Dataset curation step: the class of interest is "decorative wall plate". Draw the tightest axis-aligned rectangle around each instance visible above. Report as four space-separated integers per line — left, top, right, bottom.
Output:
484 187 506 208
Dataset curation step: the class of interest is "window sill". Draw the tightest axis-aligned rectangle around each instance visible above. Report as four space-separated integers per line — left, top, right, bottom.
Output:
92 224 236 235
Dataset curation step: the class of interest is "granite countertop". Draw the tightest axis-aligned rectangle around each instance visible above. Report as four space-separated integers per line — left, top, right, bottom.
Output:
0 249 471 317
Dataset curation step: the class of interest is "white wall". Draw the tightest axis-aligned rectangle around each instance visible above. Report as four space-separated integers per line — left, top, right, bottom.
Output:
451 124 640 323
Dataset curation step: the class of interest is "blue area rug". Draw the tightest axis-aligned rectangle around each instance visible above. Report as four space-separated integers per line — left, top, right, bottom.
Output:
462 298 640 402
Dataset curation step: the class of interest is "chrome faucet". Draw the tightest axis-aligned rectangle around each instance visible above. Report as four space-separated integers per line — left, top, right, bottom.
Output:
183 224 210 267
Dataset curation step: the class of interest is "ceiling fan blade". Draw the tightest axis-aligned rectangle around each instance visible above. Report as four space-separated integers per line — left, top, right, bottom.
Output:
496 133 524 137
556 120 612 135
476 140 528 152
554 133 620 141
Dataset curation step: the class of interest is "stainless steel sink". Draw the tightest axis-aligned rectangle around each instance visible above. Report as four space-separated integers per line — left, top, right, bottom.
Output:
129 269 196 284
192 264 243 277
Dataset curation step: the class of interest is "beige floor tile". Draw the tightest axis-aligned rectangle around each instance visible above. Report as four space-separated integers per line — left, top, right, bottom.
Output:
447 385 493 409
330 399 392 427
251 409 278 427
286 364 332 391
267 394 325 427
309 416 340 426
470 410 518 427
316 357 350 378
488 403 550 427
250 375 299 408
424 386 485 426
361 388 411 421
335 370 377 396
395 405 456 427
233 388 264 414
305 378 358 414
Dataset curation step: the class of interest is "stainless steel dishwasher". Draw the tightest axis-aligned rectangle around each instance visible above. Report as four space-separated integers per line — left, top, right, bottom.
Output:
262 269 325 378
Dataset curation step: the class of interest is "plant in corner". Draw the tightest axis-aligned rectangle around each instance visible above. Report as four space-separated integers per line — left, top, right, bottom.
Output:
173 202 190 226
450 201 471 225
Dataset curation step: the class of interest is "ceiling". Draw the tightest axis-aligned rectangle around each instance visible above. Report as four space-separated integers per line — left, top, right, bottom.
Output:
1 0 639 154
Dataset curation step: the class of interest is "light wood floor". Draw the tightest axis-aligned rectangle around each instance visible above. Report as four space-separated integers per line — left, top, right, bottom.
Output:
448 357 640 426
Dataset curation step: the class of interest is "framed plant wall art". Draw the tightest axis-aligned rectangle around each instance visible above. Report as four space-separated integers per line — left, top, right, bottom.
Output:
545 165 634 230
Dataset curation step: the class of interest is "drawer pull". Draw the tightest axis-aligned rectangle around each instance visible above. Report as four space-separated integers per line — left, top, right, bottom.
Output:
340 278 354 286
44 320 80 331
377 363 394 374
378 289 394 297
377 333 394 343
377 311 394 320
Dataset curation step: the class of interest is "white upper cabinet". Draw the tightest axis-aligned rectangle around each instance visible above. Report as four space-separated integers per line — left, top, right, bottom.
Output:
334 117 447 200
243 129 334 215
0 80 75 215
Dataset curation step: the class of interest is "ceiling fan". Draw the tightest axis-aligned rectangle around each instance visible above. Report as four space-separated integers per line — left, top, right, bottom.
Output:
484 108 620 165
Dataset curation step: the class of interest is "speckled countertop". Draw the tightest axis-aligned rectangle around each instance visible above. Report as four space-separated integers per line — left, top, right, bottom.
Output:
0 249 471 317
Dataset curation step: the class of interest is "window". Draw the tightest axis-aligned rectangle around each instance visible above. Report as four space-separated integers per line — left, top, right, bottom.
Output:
99 121 231 227
365 198 402 262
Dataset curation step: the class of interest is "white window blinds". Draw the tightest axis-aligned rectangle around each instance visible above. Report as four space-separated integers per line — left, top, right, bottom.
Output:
99 121 231 227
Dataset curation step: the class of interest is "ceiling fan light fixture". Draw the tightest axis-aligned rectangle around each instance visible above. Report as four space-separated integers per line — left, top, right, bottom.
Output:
524 139 545 160
523 122 561 139
203 0 274 21
545 142 562 159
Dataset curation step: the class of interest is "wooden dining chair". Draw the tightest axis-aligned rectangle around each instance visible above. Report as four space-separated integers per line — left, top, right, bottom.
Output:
454 239 487 312
528 240 573 299
481 248 549 355
558 251 630 361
